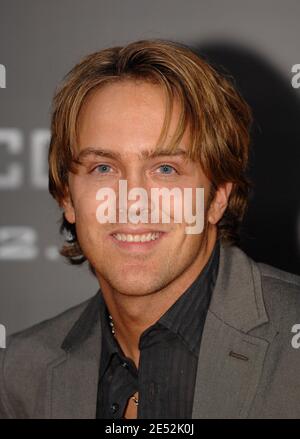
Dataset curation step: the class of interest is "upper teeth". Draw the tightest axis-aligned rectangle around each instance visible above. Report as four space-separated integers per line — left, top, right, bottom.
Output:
113 232 160 242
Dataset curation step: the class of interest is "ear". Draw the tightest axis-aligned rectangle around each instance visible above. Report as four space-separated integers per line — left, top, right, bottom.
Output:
61 188 76 224
208 182 233 225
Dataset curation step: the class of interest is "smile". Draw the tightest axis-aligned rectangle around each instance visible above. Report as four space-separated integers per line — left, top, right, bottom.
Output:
109 230 166 251
112 232 160 242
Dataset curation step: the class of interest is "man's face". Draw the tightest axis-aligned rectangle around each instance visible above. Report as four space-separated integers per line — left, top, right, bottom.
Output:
64 80 218 296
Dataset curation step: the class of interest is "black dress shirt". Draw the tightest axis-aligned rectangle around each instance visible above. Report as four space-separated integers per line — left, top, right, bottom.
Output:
96 239 220 419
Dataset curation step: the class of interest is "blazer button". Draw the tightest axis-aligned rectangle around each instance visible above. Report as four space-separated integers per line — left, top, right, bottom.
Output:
111 402 119 414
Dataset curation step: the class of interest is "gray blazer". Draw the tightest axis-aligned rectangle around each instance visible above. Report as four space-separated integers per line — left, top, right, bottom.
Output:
1 243 300 419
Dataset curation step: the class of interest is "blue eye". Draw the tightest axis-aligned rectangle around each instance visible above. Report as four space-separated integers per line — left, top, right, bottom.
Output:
95 164 112 174
157 164 176 174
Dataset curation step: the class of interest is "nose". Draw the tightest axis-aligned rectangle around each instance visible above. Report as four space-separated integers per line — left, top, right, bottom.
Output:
125 168 147 193
117 169 151 223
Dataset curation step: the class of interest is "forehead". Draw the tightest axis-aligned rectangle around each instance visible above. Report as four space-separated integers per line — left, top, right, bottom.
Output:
75 79 191 159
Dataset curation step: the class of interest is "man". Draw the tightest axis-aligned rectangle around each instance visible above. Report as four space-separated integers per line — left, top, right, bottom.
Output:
1 39 300 419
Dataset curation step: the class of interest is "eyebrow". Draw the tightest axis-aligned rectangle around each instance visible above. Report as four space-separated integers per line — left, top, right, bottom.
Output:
74 146 189 163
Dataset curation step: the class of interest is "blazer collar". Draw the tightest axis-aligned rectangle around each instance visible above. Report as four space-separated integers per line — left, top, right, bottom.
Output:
209 242 269 332
45 292 102 418
60 290 102 353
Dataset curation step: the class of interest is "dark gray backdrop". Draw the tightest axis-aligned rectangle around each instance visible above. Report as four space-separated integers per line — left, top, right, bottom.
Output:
1 0 300 336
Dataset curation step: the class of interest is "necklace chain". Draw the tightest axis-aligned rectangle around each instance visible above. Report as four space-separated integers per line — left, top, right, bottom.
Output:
108 314 139 406
108 314 115 335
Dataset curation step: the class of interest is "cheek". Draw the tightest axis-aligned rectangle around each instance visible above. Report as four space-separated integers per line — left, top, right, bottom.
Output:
169 189 207 233
169 223 202 253
73 192 106 257
72 182 101 228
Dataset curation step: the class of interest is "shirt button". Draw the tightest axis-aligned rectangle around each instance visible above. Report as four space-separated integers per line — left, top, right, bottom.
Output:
111 403 119 414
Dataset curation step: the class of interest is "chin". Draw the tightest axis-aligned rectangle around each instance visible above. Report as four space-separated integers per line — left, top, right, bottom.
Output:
113 280 154 296
106 274 166 297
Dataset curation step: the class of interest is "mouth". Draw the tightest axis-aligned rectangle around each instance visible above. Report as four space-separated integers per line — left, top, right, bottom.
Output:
109 230 166 251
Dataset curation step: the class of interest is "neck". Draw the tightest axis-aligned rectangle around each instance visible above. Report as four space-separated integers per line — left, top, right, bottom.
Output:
98 229 217 368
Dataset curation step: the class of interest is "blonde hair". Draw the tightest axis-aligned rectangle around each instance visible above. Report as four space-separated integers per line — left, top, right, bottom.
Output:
48 39 252 264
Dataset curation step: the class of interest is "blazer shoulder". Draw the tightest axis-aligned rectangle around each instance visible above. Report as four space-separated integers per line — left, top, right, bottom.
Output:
4 293 96 364
255 260 300 329
0 293 97 418
257 261 300 289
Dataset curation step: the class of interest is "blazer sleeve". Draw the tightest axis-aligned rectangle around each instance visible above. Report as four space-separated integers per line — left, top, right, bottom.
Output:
0 341 16 418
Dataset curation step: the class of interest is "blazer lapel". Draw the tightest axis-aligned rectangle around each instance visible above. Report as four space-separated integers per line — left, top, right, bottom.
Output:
191 310 269 418
46 292 102 419
192 244 271 419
